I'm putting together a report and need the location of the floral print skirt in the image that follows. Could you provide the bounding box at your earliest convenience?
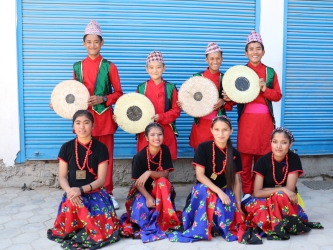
[47,187,120,249]
[240,191,323,244]
[120,177,181,243]
[168,183,244,243]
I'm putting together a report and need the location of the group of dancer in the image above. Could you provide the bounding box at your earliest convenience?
[47,20,323,249]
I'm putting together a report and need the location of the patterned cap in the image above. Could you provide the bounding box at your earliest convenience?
[272,127,295,142]
[246,31,263,45]
[205,42,222,55]
[146,51,164,65]
[84,20,102,37]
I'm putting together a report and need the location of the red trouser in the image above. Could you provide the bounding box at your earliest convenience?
[240,153,262,194]
[95,134,114,194]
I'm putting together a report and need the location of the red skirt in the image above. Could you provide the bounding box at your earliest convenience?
[47,188,120,249]
[240,192,323,244]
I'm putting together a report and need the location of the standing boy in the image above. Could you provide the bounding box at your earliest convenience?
[72,20,123,208]
[185,43,233,151]
[136,51,180,161]
[224,31,282,200]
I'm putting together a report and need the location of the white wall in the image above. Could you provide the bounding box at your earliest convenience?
[260,0,285,127]
[0,1,20,166]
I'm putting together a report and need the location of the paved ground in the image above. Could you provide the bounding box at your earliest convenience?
[0,178,332,250]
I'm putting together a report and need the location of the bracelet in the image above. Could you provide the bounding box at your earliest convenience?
[89,184,93,192]
[79,186,84,195]
[236,201,241,204]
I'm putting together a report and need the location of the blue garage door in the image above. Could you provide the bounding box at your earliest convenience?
[17,0,257,162]
[283,0,333,155]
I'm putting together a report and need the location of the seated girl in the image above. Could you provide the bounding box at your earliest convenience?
[47,110,120,249]
[240,127,323,244]
[169,115,244,243]
[120,122,180,242]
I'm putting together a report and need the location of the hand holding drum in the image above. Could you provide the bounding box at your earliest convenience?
[222,65,260,103]
[178,76,219,118]
[113,93,155,134]
[51,80,90,119]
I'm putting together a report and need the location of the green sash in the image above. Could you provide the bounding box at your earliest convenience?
[73,59,112,115]
[137,81,178,136]
[193,72,226,125]
[237,66,276,126]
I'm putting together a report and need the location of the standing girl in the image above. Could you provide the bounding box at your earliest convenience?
[136,51,180,160]
[169,116,244,243]
[120,123,181,242]
[240,127,323,244]
[47,110,120,249]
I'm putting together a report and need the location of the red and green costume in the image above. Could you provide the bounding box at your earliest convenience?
[234,62,282,194]
[136,79,180,160]
[73,54,123,193]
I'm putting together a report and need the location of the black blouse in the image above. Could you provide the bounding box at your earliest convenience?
[58,138,109,187]
[132,144,174,192]
[193,140,242,188]
[253,150,304,188]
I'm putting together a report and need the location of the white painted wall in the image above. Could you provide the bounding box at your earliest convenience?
[0,1,20,166]
[260,0,285,127]
[0,0,285,167]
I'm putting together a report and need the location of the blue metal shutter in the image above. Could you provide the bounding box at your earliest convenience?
[18,0,256,161]
[283,0,333,155]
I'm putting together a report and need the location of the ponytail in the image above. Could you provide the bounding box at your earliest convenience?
[225,138,235,190]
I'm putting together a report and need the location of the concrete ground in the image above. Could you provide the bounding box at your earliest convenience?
[0,179,332,250]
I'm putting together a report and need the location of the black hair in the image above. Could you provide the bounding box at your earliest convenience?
[211,116,235,190]
[271,127,295,143]
[205,51,223,58]
[245,41,265,52]
[72,110,94,125]
[144,122,164,137]
[83,34,103,42]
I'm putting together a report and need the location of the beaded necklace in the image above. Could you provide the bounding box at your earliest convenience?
[271,153,289,187]
[146,146,162,171]
[211,141,227,180]
[75,138,96,177]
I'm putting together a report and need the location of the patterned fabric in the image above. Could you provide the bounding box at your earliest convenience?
[205,42,222,54]
[120,177,181,242]
[240,191,323,244]
[246,31,263,45]
[47,187,120,249]
[84,20,102,36]
[272,127,295,142]
[168,184,244,243]
[146,51,164,65]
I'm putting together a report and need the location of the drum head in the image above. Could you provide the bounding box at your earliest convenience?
[114,93,155,134]
[179,76,219,117]
[222,65,260,103]
[51,80,90,119]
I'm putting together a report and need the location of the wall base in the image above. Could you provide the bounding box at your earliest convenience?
[1,156,332,188]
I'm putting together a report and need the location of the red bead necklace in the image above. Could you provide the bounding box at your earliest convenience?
[146,146,162,171]
[75,138,96,177]
[271,153,289,186]
[212,142,227,176]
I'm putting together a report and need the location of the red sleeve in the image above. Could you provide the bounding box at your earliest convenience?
[222,100,234,111]
[157,87,181,125]
[262,72,282,102]
[106,63,123,106]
